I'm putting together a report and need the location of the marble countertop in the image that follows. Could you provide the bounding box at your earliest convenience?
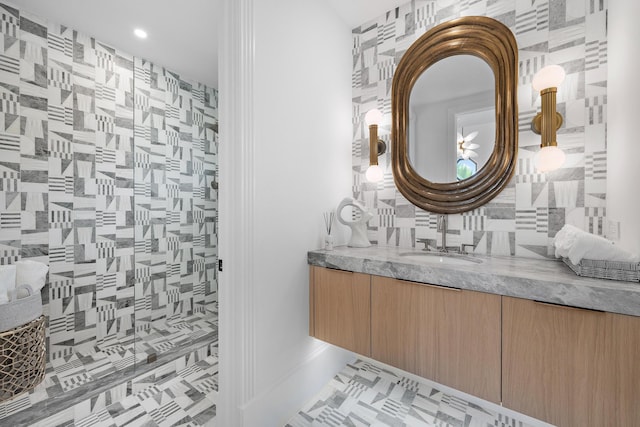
[308,245,640,317]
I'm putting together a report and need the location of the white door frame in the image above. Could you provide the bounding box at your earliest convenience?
[218,0,256,425]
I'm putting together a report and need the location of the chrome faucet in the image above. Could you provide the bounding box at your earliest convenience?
[437,214,448,252]
[416,214,449,252]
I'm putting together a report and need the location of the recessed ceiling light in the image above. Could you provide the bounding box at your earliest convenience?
[134,28,148,39]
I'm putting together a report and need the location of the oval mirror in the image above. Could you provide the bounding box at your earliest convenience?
[408,55,495,183]
[392,16,518,214]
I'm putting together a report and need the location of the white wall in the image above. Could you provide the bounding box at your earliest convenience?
[607,0,640,254]
[251,0,354,409]
[218,0,354,425]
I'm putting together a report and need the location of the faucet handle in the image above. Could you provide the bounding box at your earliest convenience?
[460,243,475,254]
[416,238,429,250]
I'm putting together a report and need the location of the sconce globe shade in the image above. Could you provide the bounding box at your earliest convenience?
[532,65,566,91]
[535,145,566,173]
[365,108,383,126]
[365,164,384,182]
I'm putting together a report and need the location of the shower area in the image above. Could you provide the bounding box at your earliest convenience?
[0,3,218,425]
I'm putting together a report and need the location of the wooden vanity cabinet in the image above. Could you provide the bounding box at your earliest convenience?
[370,276,501,403]
[309,266,371,355]
[310,265,640,426]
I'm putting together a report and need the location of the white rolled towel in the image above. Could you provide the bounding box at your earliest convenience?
[554,224,640,264]
[15,260,49,295]
[0,265,17,305]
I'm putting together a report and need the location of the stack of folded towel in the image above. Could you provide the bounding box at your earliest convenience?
[0,260,49,305]
[554,224,640,264]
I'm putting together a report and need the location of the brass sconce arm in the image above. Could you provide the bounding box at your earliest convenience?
[364,109,387,182]
[531,87,563,148]
[530,65,566,172]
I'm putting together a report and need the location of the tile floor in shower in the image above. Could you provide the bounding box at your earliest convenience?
[37,353,218,427]
[0,304,218,426]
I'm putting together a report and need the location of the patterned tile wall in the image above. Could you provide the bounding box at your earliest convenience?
[133,58,218,335]
[0,1,217,360]
[352,0,607,259]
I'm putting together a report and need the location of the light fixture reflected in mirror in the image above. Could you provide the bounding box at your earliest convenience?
[456,128,479,160]
[364,108,387,183]
[531,65,565,172]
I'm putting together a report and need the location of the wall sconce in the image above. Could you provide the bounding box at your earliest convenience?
[364,108,387,183]
[531,65,566,172]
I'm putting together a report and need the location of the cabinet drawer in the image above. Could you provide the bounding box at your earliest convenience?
[502,296,610,426]
[371,276,501,403]
[310,266,370,355]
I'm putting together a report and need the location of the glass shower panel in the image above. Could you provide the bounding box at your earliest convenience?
[132,58,218,367]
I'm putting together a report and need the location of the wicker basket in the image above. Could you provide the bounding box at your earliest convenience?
[0,315,46,402]
[562,258,640,282]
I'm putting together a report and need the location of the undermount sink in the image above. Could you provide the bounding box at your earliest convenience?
[399,251,483,266]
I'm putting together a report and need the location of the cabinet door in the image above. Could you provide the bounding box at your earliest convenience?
[309,266,370,355]
[502,296,610,427]
[608,312,640,427]
[371,276,501,403]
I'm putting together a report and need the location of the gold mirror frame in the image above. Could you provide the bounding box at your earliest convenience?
[392,16,518,214]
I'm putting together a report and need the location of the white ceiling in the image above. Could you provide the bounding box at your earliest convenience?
[8,0,221,87]
[8,0,402,89]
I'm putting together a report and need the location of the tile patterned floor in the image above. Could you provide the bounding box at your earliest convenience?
[287,359,549,427]
[50,355,218,427]
[0,304,218,423]
[0,343,218,427]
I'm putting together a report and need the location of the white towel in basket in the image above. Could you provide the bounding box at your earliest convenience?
[0,265,17,305]
[554,224,640,264]
[15,260,49,297]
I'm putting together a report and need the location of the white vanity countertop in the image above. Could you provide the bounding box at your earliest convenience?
[308,245,640,317]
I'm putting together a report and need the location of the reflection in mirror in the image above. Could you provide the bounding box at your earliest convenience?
[408,55,495,182]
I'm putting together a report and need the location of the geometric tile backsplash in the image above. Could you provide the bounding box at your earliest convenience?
[352,0,607,259]
[0,1,217,360]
